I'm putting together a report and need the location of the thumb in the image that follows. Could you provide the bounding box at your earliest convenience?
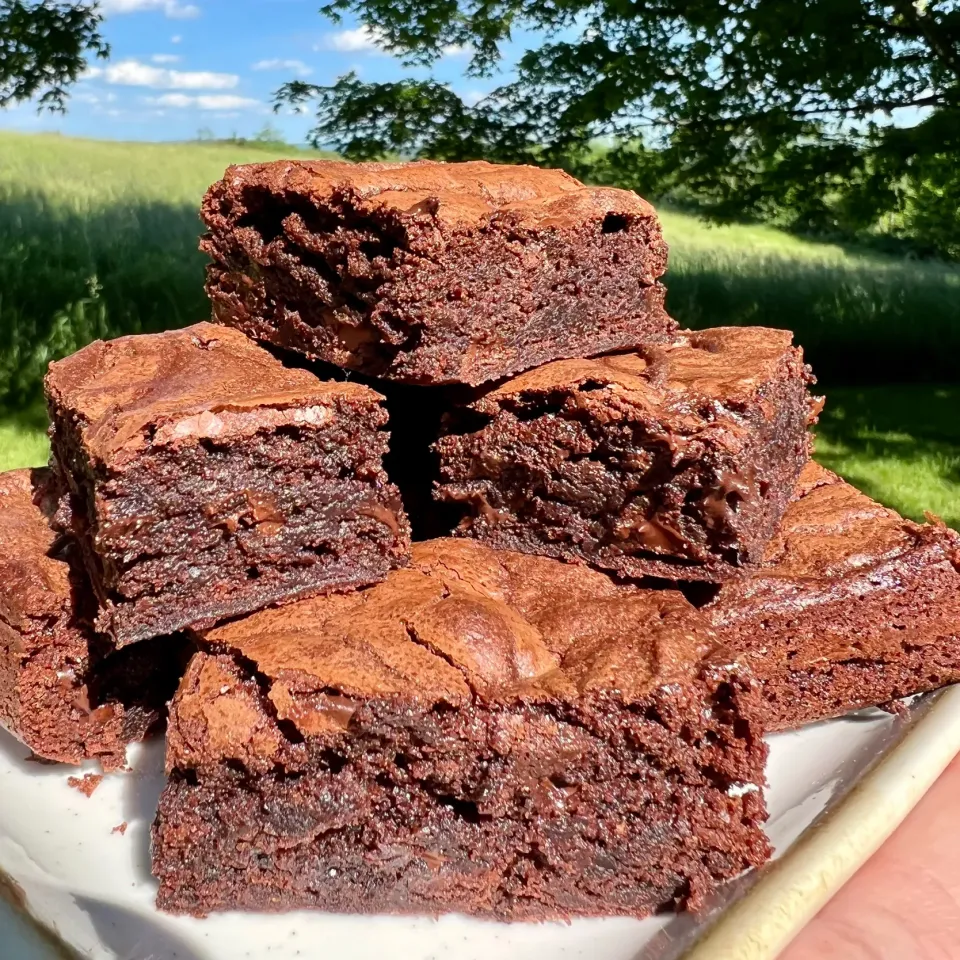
[782,754,960,959]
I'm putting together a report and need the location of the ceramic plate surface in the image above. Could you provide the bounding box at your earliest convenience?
[3,687,960,960]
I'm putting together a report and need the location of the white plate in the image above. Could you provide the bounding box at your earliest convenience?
[3,687,960,960]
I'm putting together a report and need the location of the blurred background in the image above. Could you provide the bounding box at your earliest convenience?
[1,0,958,526]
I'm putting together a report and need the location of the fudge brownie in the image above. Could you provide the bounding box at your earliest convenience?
[200,159,674,386]
[152,538,770,920]
[435,326,817,582]
[46,322,410,647]
[707,463,960,730]
[0,469,186,769]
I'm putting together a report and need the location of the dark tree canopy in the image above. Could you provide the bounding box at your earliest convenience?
[279,0,960,257]
[0,1,108,111]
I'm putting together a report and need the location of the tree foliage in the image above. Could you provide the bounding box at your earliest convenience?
[0,1,108,111]
[279,0,960,256]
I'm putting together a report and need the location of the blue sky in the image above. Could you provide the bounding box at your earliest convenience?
[0,3,927,144]
[0,0,505,142]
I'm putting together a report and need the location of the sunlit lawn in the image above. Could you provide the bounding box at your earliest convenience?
[1,130,958,408]
[0,407,47,474]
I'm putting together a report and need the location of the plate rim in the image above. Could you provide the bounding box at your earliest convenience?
[680,684,960,960]
[5,689,960,960]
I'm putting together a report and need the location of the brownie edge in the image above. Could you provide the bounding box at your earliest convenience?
[45,322,411,646]
[709,463,960,730]
[201,159,675,386]
[0,468,186,768]
[153,538,770,920]
[436,326,817,581]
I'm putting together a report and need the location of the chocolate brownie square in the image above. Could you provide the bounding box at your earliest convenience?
[46,322,410,646]
[0,469,186,769]
[708,463,960,730]
[152,538,770,920]
[201,159,673,386]
[435,327,817,582]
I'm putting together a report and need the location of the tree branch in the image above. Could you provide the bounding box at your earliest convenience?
[891,0,960,83]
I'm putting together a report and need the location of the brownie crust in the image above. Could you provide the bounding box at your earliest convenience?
[708,463,960,729]
[153,539,769,920]
[436,326,817,581]
[201,159,674,386]
[0,469,185,769]
[46,322,411,646]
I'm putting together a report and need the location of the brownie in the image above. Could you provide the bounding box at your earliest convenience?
[200,159,674,386]
[0,469,187,769]
[45,322,410,647]
[152,538,770,920]
[435,326,818,582]
[707,463,960,730]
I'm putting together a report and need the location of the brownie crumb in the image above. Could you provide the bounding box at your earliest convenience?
[112,822,128,836]
[878,699,911,718]
[67,773,103,797]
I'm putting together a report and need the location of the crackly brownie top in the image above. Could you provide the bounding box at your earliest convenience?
[208,158,659,232]
[713,462,960,610]
[0,469,71,631]
[198,538,725,735]
[45,322,384,464]
[475,327,811,418]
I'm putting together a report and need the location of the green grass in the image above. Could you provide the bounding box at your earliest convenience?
[0,406,48,474]
[0,130,959,409]
[0,131,957,527]
[2,386,957,529]
[0,132,333,406]
[816,385,960,528]
[660,210,960,383]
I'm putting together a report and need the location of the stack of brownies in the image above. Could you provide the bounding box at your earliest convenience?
[2,159,959,923]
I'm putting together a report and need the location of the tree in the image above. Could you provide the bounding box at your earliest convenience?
[278,0,960,252]
[1,1,108,111]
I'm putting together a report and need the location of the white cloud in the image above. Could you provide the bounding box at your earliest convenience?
[319,25,387,53]
[147,92,190,107]
[318,27,471,58]
[149,93,261,110]
[171,34,182,43]
[86,59,238,90]
[252,58,313,77]
[98,0,200,19]
[151,53,181,64]
[461,89,486,106]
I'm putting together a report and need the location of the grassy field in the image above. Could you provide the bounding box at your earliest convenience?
[0,131,957,527]
[1,130,959,409]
